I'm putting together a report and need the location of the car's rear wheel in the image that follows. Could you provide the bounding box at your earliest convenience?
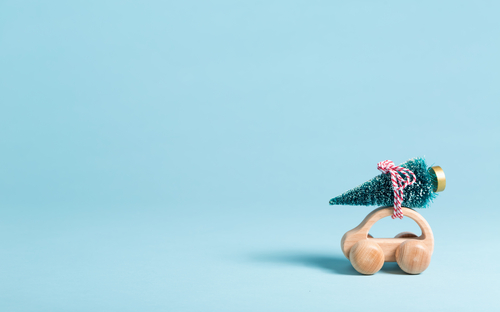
[394,231,418,238]
[395,240,431,274]
[349,240,384,274]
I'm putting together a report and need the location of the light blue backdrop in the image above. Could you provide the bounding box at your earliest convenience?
[1,1,499,311]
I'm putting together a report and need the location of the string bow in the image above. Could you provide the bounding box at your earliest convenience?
[377,160,416,219]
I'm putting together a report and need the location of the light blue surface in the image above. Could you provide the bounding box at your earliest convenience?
[1,1,499,311]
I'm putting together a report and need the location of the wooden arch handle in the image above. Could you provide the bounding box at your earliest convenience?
[356,207,433,240]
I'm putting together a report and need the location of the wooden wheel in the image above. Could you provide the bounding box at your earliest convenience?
[349,240,384,274]
[396,240,431,274]
[394,231,418,238]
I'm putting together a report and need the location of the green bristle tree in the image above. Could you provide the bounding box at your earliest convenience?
[329,157,437,208]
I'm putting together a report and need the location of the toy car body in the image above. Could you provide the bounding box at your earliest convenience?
[341,206,434,274]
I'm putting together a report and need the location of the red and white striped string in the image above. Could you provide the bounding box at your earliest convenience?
[377,160,416,219]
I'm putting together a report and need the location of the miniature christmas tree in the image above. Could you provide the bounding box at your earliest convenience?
[329,157,441,209]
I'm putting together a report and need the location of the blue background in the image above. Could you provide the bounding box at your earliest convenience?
[1,1,499,311]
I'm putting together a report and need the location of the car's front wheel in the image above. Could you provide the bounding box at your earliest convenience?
[349,240,384,274]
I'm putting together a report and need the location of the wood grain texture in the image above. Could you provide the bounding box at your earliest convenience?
[349,240,384,274]
[394,231,418,238]
[395,240,431,274]
[341,207,434,274]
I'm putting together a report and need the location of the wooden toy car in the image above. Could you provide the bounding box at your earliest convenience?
[341,206,434,274]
